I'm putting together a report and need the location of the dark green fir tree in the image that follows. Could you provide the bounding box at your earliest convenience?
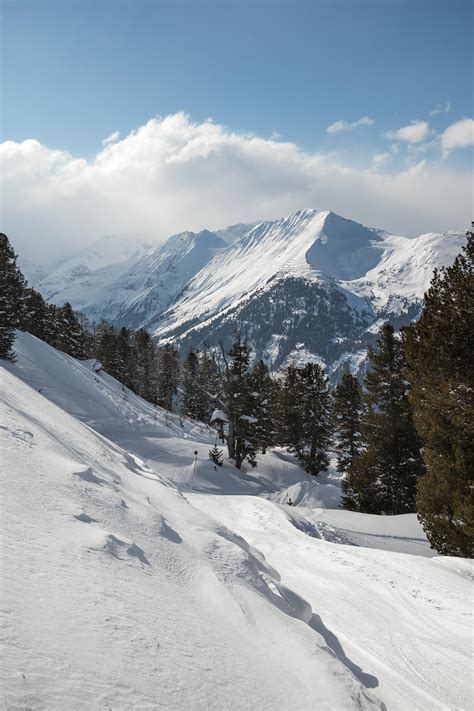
[347,324,425,514]
[0,234,27,359]
[181,350,202,419]
[403,227,474,557]
[333,368,364,509]
[209,444,224,467]
[224,333,258,469]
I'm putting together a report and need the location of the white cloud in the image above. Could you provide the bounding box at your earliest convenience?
[102,130,120,147]
[429,101,451,117]
[385,121,431,144]
[1,112,470,263]
[326,116,374,134]
[441,118,474,157]
[372,152,391,168]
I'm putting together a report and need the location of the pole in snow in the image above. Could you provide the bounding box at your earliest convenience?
[193,450,198,475]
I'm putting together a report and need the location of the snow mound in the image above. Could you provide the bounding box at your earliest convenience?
[270,478,341,509]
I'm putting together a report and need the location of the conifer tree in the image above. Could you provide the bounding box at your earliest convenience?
[277,364,303,452]
[249,359,278,454]
[403,229,474,557]
[199,350,222,421]
[224,333,258,469]
[0,234,26,359]
[333,368,364,508]
[21,287,48,341]
[347,324,425,514]
[157,344,180,411]
[297,363,332,476]
[116,326,133,388]
[181,350,201,419]
[209,444,224,467]
[53,302,86,358]
[95,322,122,378]
[132,328,157,400]
[277,362,332,476]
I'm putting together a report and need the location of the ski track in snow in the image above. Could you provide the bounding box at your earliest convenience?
[1,332,472,711]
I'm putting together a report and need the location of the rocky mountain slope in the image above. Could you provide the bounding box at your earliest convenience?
[25,210,464,375]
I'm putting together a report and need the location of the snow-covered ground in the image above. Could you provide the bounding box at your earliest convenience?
[1,332,472,710]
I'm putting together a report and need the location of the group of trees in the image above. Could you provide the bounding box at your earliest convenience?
[1,234,87,360]
[332,229,473,557]
[2,229,472,557]
[335,324,425,516]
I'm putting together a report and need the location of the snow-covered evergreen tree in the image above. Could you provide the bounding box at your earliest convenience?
[52,302,86,358]
[209,444,224,467]
[21,287,48,341]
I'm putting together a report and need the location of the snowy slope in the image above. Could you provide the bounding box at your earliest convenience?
[1,336,380,710]
[2,332,472,710]
[153,210,357,335]
[152,210,463,340]
[29,234,157,307]
[346,230,464,311]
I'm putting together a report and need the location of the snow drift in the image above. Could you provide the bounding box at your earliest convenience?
[1,332,472,710]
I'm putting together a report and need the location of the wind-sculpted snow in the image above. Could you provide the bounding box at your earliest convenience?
[1,337,383,710]
[1,333,472,710]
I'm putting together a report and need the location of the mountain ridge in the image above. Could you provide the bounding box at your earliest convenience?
[22,209,464,375]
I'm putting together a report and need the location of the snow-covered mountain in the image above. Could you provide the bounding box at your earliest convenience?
[1,332,471,709]
[27,210,464,374]
[27,234,158,310]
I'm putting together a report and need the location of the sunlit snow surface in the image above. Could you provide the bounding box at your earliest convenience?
[1,332,472,710]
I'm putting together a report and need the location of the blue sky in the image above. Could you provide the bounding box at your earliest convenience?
[2,0,473,261]
[4,0,472,155]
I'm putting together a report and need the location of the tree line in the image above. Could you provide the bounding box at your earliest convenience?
[1,230,472,557]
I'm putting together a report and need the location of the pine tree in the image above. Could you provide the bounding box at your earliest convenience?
[199,350,223,422]
[209,444,224,467]
[277,363,332,476]
[157,344,180,411]
[20,287,48,341]
[277,364,303,452]
[224,333,258,469]
[57,303,86,358]
[132,328,157,400]
[181,350,201,419]
[347,324,425,514]
[403,229,474,557]
[333,368,364,508]
[249,359,279,454]
[297,363,332,476]
[95,322,122,378]
[0,234,26,359]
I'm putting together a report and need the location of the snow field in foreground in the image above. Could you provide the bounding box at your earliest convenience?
[1,332,472,710]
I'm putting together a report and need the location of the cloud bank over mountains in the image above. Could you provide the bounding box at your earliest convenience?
[1,112,471,262]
